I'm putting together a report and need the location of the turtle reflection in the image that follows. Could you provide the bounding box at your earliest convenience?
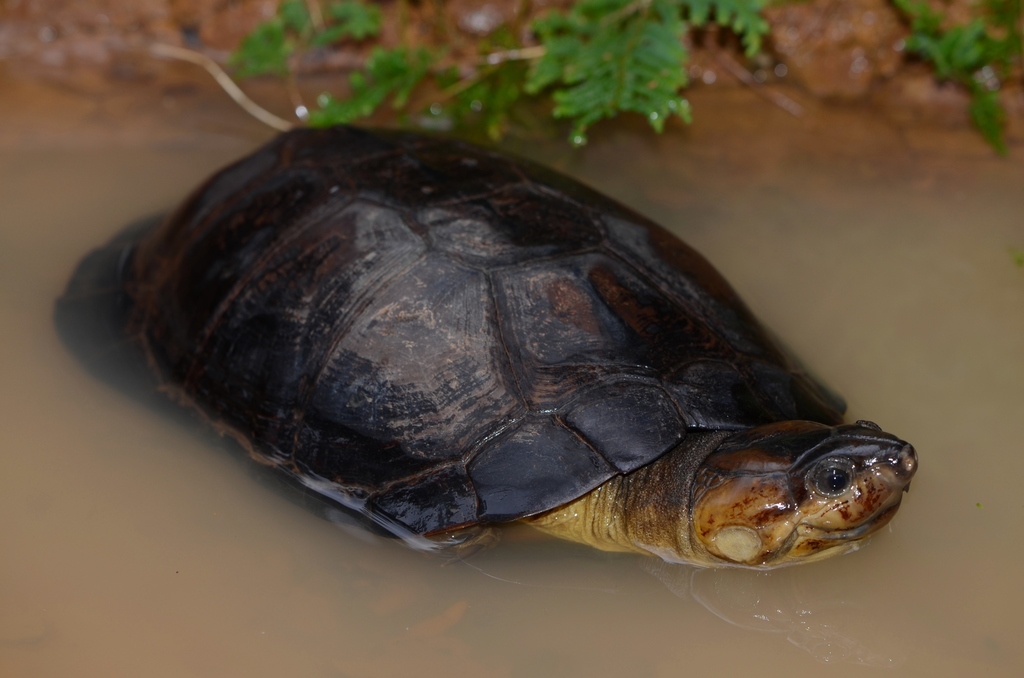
[642,558,907,666]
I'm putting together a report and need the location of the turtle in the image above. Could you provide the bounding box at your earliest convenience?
[56,126,917,569]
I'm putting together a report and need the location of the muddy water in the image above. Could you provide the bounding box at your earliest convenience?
[2,80,1023,677]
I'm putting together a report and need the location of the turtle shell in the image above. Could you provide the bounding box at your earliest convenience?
[100,126,844,536]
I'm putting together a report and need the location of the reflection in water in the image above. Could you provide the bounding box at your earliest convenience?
[642,558,905,667]
[455,554,622,595]
[4,91,1024,675]
[0,604,49,648]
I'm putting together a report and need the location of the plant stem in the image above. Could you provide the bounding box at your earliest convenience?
[436,66,501,102]
[286,73,310,121]
[482,45,547,65]
[149,43,294,131]
[602,0,653,27]
[304,0,325,33]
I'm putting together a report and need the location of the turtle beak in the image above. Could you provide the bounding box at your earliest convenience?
[897,444,917,493]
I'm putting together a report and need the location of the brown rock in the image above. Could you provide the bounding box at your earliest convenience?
[871,63,972,126]
[765,0,907,100]
[192,0,276,51]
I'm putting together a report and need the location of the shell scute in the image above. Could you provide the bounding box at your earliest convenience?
[293,419,434,492]
[419,203,529,268]
[135,169,328,386]
[664,360,775,429]
[369,465,479,535]
[483,184,603,252]
[159,137,286,246]
[490,252,731,410]
[418,184,603,268]
[564,383,685,473]
[403,141,527,203]
[602,214,779,359]
[337,136,531,209]
[280,124,406,171]
[467,416,614,521]
[307,252,522,462]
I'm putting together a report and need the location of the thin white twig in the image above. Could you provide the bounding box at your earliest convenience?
[481,44,547,65]
[149,43,295,132]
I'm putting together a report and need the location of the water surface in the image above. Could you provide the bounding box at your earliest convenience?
[2,79,1023,677]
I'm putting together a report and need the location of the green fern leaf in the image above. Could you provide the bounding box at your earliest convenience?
[683,0,769,55]
[528,0,693,144]
[308,47,433,126]
[313,1,383,45]
[230,20,292,78]
[279,0,311,33]
[969,87,1008,154]
[895,0,1015,152]
[448,63,527,140]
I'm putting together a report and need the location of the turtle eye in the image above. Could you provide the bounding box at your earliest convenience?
[810,458,854,497]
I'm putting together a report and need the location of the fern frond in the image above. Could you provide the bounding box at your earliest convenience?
[528,0,692,144]
[683,0,769,55]
[314,1,383,45]
[309,47,433,125]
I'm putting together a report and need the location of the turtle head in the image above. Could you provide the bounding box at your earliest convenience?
[689,421,917,568]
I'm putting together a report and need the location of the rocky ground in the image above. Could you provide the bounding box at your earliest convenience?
[1,0,1021,147]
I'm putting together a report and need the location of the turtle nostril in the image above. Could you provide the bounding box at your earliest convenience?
[899,444,917,475]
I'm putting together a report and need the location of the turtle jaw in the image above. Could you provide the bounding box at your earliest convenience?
[691,493,905,569]
[806,497,903,541]
[770,496,904,566]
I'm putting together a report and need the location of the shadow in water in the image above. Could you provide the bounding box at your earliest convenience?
[52,214,394,540]
[642,558,907,667]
